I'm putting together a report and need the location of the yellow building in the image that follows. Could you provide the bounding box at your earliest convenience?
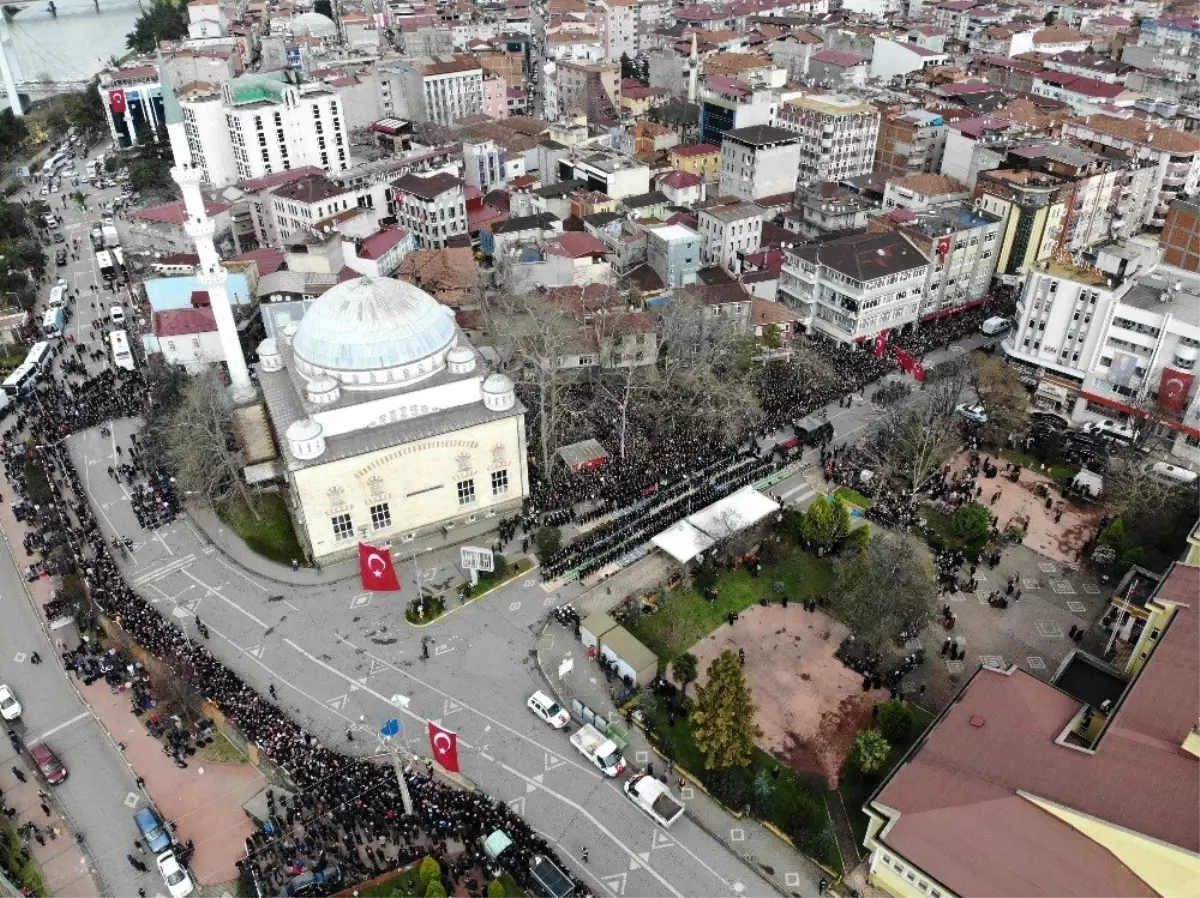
[667,143,723,183]
[257,276,529,563]
[862,561,1200,898]
[973,169,1068,276]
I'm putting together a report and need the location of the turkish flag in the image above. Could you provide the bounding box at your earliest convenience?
[874,329,890,359]
[358,542,401,591]
[912,360,926,382]
[108,89,126,114]
[1158,368,1195,415]
[895,348,914,373]
[427,721,460,772]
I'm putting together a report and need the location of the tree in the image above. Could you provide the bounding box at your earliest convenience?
[671,652,698,696]
[139,363,190,472]
[800,499,851,553]
[844,523,870,555]
[425,881,447,898]
[849,729,891,775]
[126,0,189,53]
[830,530,936,651]
[313,0,333,18]
[1102,451,1186,520]
[972,352,1027,442]
[534,525,561,561]
[0,108,28,157]
[130,158,177,202]
[762,323,782,350]
[162,369,261,520]
[63,83,109,135]
[876,700,919,744]
[690,651,763,769]
[951,502,992,547]
[418,857,441,895]
[859,364,970,494]
[487,881,507,898]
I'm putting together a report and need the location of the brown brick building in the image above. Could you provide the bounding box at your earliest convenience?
[1161,199,1200,273]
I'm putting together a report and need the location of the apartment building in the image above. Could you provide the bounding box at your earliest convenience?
[178,85,239,187]
[882,173,969,211]
[974,169,1070,276]
[667,143,722,182]
[777,230,929,342]
[1062,114,1200,228]
[645,223,702,288]
[697,76,781,146]
[598,0,637,60]
[789,182,873,239]
[547,60,621,121]
[391,173,468,249]
[221,73,350,181]
[557,149,649,200]
[269,175,363,241]
[868,203,1003,320]
[378,55,483,125]
[717,125,802,201]
[874,109,947,178]
[697,202,764,271]
[777,94,879,185]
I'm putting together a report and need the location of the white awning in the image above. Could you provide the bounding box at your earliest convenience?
[652,486,780,564]
[651,520,715,565]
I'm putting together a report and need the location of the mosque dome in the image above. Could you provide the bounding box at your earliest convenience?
[292,276,458,391]
[482,373,516,412]
[288,11,337,38]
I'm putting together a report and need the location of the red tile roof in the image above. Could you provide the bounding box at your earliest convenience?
[659,170,703,189]
[545,231,609,258]
[358,228,410,260]
[237,166,324,192]
[154,307,217,337]
[811,48,867,67]
[231,248,285,276]
[671,143,721,158]
[133,200,229,225]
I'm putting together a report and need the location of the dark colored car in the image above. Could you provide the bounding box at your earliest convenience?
[134,806,173,853]
[29,742,67,785]
[53,231,65,244]
[283,863,341,897]
[55,249,67,266]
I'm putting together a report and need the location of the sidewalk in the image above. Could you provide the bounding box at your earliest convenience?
[534,563,826,898]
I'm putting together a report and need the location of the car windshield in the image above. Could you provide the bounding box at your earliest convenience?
[167,868,186,885]
[545,701,562,717]
[0,695,14,708]
[600,749,622,769]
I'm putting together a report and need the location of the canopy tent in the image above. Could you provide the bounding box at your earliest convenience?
[651,485,779,565]
[556,438,610,472]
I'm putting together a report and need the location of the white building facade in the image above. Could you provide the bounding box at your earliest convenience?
[777,94,880,184]
[717,125,802,201]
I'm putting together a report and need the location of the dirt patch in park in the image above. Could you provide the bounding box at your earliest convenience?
[686,604,886,789]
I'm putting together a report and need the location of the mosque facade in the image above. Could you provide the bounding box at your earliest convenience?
[257,275,529,563]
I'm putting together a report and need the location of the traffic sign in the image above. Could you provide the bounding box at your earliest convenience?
[380,718,401,739]
[461,546,494,573]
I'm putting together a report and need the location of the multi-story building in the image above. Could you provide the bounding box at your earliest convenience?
[557,149,649,200]
[98,62,167,149]
[697,202,764,271]
[378,55,483,125]
[391,173,468,249]
[667,143,722,182]
[874,109,947,179]
[717,125,802,202]
[269,175,364,241]
[777,94,879,185]
[546,60,621,121]
[463,139,506,192]
[777,230,929,342]
[882,173,969,211]
[974,169,1071,276]
[1161,199,1200,273]
[862,562,1200,898]
[178,84,239,188]
[598,0,637,60]
[788,182,873,239]
[697,76,781,146]
[645,224,702,288]
[1062,114,1200,228]
[868,203,1004,320]
[221,73,350,181]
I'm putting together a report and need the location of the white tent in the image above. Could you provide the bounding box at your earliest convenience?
[651,486,780,565]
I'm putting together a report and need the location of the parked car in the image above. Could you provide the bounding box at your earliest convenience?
[155,850,195,898]
[0,684,21,721]
[527,691,570,729]
[29,743,67,784]
[283,863,341,897]
[53,231,65,244]
[133,806,173,853]
[55,249,67,266]
[955,403,988,424]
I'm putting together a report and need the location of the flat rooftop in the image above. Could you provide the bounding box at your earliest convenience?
[1121,270,1200,327]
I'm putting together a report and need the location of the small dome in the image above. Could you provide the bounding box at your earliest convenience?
[258,338,282,372]
[447,345,476,374]
[287,11,337,37]
[286,417,325,461]
[482,373,515,412]
[483,373,514,394]
[306,375,340,405]
[281,320,298,344]
[292,276,457,388]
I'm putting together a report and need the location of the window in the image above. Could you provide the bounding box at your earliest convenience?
[457,479,476,506]
[491,469,509,497]
[331,513,354,541]
[369,502,392,531]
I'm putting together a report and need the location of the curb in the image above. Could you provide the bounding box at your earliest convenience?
[403,559,538,629]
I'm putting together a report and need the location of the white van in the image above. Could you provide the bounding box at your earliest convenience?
[980,317,1011,336]
[109,305,126,326]
[1145,461,1198,486]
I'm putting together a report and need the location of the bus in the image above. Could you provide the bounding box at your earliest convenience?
[113,246,125,270]
[48,285,66,310]
[2,363,36,396]
[24,341,52,373]
[41,307,65,339]
[97,250,116,281]
[109,329,135,371]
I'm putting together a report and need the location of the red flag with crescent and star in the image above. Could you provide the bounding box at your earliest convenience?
[427,721,460,772]
[108,89,126,114]
[1158,368,1194,415]
[358,542,401,591]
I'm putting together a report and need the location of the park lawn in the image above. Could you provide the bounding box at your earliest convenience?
[918,505,989,557]
[837,704,935,847]
[357,864,421,897]
[196,729,248,765]
[645,704,842,873]
[216,493,304,566]
[2,822,45,896]
[1001,449,1079,489]
[627,546,835,667]
[834,486,873,509]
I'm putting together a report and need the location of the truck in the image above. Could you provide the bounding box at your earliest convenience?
[90,225,105,250]
[623,773,685,828]
[103,224,120,248]
[569,724,626,777]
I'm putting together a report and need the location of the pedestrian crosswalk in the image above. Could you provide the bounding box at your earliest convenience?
[773,482,817,507]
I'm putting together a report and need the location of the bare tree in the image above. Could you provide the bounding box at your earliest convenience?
[860,366,971,494]
[972,351,1028,443]
[1101,451,1187,519]
[830,530,937,652]
[483,290,588,477]
[164,370,260,519]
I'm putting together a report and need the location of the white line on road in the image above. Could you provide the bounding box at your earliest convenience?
[180,570,269,629]
[214,556,271,593]
[498,761,684,898]
[31,711,90,744]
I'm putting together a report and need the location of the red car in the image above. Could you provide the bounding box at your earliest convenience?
[29,743,67,785]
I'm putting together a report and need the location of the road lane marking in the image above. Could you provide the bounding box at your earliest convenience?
[31,711,90,743]
[180,570,269,628]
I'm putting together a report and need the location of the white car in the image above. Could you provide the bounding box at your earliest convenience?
[0,684,21,721]
[109,305,125,326]
[527,691,570,729]
[956,403,988,425]
[155,850,195,898]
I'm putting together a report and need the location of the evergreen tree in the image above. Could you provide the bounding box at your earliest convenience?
[691,651,762,769]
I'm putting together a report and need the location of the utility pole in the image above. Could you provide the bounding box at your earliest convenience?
[379,719,413,815]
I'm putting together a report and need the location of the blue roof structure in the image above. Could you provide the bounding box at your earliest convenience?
[144,274,253,311]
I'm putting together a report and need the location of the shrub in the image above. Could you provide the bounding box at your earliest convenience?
[425,881,447,898]
[850,728,892,775]
[534,525,562,560]
[876,700,919,745]
[418,857,441,894]
[487,880,507,898]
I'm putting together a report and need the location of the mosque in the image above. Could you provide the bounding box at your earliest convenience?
[255,276,530,564]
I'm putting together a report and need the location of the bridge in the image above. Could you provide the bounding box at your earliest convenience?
[1,0,103,114]
[0,79,92,95]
